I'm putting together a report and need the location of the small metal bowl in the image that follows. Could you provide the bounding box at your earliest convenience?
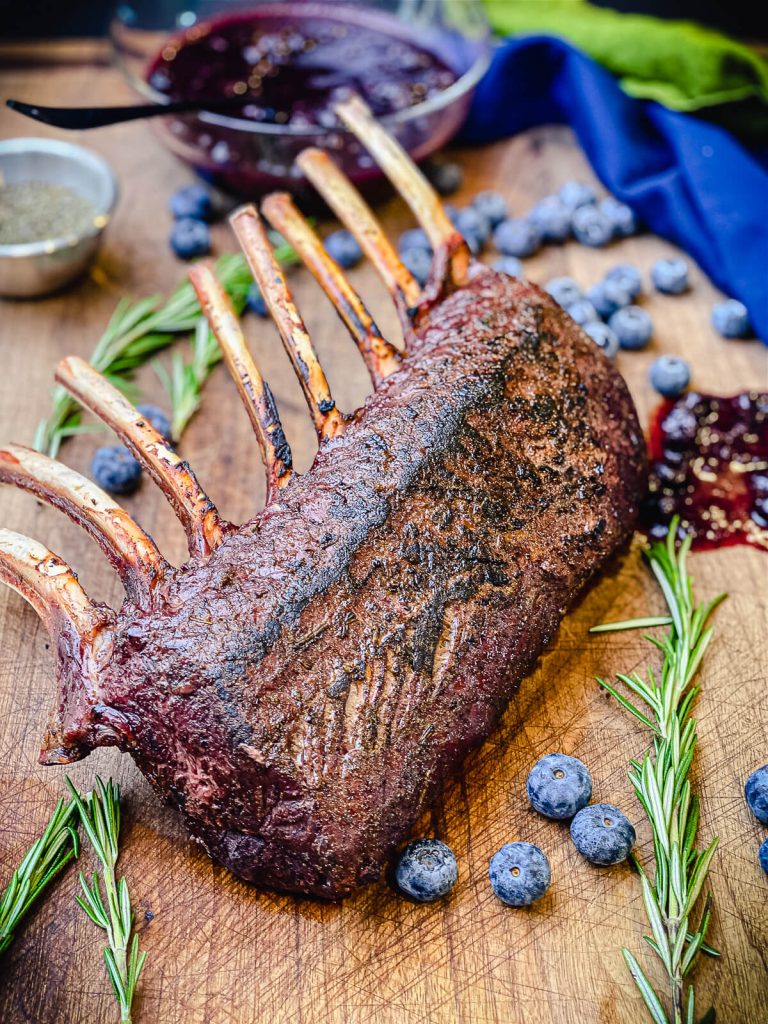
[0,138,118,298]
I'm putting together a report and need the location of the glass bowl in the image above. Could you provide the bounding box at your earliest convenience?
[110,0,490,196]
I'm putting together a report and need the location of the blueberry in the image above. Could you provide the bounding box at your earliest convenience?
[170,218,211,260]
[572,205,613,248]
[398,227,432,255]
[493,217,541,258]
[401,247,432,286]
[609,305,653,349]
[491,255,523,278]
[566,299,600,327]
[760,837,768,876]
[394,839,458,902]
[91,445,142,496]
[745,765,768,825]
[545,276,583,308]
[526,753,592,820]
[528,195,571,243]
[651,257,689,295]
[600,197,638,237]
[605,264,643,300]
[454,206,491,248]
[247,283,268,317]
[489,842,551,907]
[324,229,362,269]
[649,355,691,398]
[559,181,597,211]
[712,299,750,338]
[472,190,508,228]
[584,321,620,359]
[169,184,213,222]
[136,403,172,442]
[570,804,635,865]
[426,161,463,196]
[587,280,632,319]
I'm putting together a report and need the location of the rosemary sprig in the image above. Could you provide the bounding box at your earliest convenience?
[0,797,79,954]
[591,518,725,1024]
[66,777,145,1024]
[34,242,297,457]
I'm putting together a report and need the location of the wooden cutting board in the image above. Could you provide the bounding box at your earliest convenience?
[0,43,766,1024]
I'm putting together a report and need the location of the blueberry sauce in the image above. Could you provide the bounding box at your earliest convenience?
[641,391,768,551]
[146,5,457,129]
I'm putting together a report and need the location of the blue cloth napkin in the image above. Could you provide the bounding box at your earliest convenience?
[461,37,768,343]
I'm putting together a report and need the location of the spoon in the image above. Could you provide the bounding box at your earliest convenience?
[6,96,251,131]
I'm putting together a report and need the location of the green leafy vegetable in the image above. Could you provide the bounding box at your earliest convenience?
[591,518,725,1023]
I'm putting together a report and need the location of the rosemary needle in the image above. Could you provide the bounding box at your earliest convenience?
[593,518,725,1024]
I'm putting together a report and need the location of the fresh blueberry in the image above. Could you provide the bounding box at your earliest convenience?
[572,205,614,247]
[651,257,689,295]
[398,227,432,255]
[394,839,458,901]
[169,183,213,222]
[136,404,172,442]
[584,321,620,359]
[170,218,211,260]
[454,206,491,248]
[609,305,653,349]
[526,753,592,820]
[570,804,635,865]
[528,195,571,243]
[559,181,596,211]
[600,197,638,238]
[472,190,508,228]
[566,299,600,327]
[587,280,632,319]
[491,255,523,278]
[489,842,551,907]
[545,276,583,308]
[712,299,750,338]
[426,161,463,196]
[91,445,142,496]
[745,765,768,825]
[649,356,691,398]
[401,247,432,286]
[760,837,768,876]
[605,263,643,300]
[493,217,541,258]
[324,229,363,269]
[247,284,268,317]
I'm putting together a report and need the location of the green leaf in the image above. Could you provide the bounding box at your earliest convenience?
[622,949,670,1024]
[590,615,674,633]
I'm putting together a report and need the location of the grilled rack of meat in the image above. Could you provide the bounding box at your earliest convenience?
[0,98,646,898]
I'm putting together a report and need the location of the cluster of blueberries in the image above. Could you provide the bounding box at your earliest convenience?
[745,764,768,874]
[394,753,635,906]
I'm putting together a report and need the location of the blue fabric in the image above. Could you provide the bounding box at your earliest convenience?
[461,37,768,343]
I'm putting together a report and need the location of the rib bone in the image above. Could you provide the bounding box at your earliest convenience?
[334,95,470,288]
[56,357,226,558]
[261,192,402,386]
[0,444,168,608]
[189,263,294,502]
[297,147,422,312]
[231,205,346,442]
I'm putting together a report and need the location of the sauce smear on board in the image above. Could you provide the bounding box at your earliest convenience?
[641,391,768,551]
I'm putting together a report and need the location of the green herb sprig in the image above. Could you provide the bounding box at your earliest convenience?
[0,797,79,954]
[591,519,725,1024]
[66,777,145,1024]
[34,242,297,457]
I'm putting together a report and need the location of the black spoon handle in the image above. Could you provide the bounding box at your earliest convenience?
[5,96,248,130]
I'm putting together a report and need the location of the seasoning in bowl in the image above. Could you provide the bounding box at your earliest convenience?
[0,180,101,245]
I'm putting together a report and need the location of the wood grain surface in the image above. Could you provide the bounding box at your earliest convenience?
[0,44,766,1024]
